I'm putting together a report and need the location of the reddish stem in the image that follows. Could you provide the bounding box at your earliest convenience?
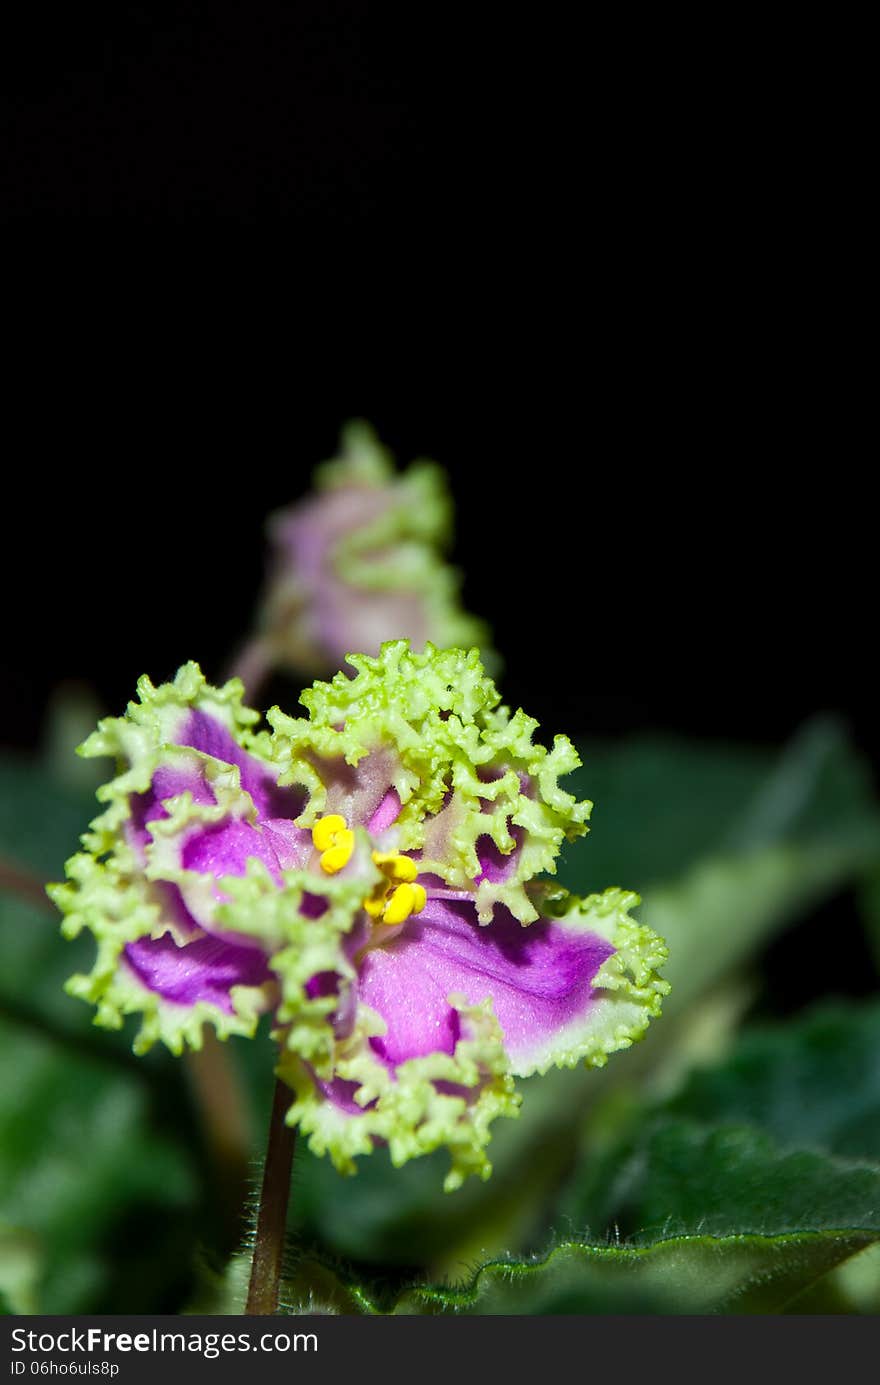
[245,1076,297,1315]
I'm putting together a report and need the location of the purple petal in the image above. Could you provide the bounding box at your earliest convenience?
[127,766,215,858]
[182,819,284,879]
[475,826,525,883]
[180,817,311,881]
[126,710,304,861]
[180,709,304,820]
[124,931,273,1012]
[357,899,614,1072]
[310,1072,370,1115]
[172,816,313,939]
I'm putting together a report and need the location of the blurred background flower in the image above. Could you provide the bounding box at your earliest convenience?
[234,421,493,697]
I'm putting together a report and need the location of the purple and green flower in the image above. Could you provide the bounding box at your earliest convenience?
[243,421,492,686]
[50,643,668,1191]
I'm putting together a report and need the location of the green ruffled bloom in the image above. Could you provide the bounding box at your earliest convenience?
[50,644,669,1190]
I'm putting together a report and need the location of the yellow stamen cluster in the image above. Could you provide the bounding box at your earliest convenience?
[365,851,427,925]
[311,815,427,924]
[312,814,355,874]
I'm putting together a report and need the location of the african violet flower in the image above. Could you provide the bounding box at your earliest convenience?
[239,421,492,688]
[50,643,669,1190]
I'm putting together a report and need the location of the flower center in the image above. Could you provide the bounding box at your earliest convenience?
[311,813,427,925]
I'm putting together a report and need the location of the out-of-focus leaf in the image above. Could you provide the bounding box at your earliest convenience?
[0,755,98,880]
[560,718,880,899]
[186,1251,252,1315]
[290,723,880,1268]
[558,738,771,893]
[0,1227,41,1315]
[0,1014,197,1313]
[828,1242,880,1313]
[190,1242,382,1316]
[0,754,107,1035]
[660,1001,880,1160]
[0,754,201,1313]
[562,719,880,1014]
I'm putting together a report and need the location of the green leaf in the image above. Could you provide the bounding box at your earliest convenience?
[560,1000,880,1234]
[389,1230,880,1315]
[395,1001,880,1314]
[572,1121,880,1244]
[496,999,880,1314]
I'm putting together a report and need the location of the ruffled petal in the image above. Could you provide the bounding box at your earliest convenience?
[52,852,274,1055]
[355,888,667,1077]
[416,722,592,922]
[277,996,520,1192]
[267,642,591,922]
[124,931,274,1011]
[177,707,301,820]
[50,663,316,1052]
[76,661,304,865]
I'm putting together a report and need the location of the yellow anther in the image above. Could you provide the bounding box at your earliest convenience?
[362,847,424,923]
[382,882,427,926]
[382,884,415,925]
[319,829,355,874]
[312,814,348,852]
[371,850,418,883]
[410,883,427,913]
[363,892,387,919]
[311,814,355,874]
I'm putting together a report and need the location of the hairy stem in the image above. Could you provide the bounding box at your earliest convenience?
[245,1076,297,1315]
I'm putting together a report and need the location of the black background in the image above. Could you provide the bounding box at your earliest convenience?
[1,4,871,777]
[2,354,872,775]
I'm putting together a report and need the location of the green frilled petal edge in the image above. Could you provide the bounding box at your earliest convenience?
[266,640,593,922]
